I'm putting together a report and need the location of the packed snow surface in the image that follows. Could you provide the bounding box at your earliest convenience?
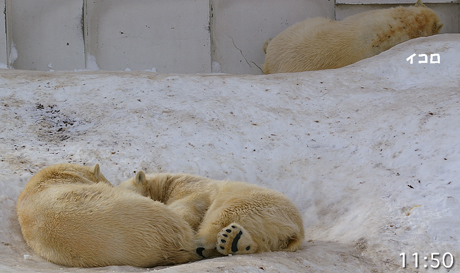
[0,34,459,273]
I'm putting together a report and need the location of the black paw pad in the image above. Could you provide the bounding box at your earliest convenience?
[231,230,243,253]
[226,229,231,233]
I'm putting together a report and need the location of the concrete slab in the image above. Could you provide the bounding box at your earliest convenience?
[6,0,85,71]
[85,0,211,73]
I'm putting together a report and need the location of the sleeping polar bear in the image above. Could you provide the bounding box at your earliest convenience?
[120,171,305,258]
[263,0,443,73]
[16,163,199,267]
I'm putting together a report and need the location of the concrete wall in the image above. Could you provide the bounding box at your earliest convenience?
[0,0,332,74]
[1,0,458,74]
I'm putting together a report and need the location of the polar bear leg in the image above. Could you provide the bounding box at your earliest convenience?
[167,195,210,231]
[216,223,256,255]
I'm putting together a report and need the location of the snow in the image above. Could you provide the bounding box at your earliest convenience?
[0,34,459,273]
[212,61,222,73]
[8,43,18,67]
[85,54,100,71]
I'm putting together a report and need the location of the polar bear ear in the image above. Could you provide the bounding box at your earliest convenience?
[91,164,101,177]
[263,38,272,54]
[434,22,444,33]
[134,171,147,186]
[415,0,425,7]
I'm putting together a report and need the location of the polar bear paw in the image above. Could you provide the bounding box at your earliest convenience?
[216,223,257,255]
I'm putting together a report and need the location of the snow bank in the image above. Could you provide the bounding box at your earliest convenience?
[0,34,459,273]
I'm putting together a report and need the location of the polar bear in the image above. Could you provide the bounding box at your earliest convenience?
[119,171,304,258]
[263,0,443,73]
[16,163,199,267]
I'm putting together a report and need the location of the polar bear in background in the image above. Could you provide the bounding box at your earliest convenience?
[16,163,198,267]
[263,0,443,73]
[119,171,305,258]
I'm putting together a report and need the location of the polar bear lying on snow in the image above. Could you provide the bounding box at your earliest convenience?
[120,171,305,258]
[16,163,199,267]
[263,0,443,73]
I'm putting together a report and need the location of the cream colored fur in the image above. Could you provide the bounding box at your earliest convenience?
[263,0,443,73]
[119,172,304,258]
[16,163,198,267]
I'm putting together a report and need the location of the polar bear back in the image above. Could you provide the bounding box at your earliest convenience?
[16,164,197,267]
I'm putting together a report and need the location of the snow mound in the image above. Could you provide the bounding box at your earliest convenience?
[0,34,459,272]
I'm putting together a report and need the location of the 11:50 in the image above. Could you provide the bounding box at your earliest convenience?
[400,252,454,269]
